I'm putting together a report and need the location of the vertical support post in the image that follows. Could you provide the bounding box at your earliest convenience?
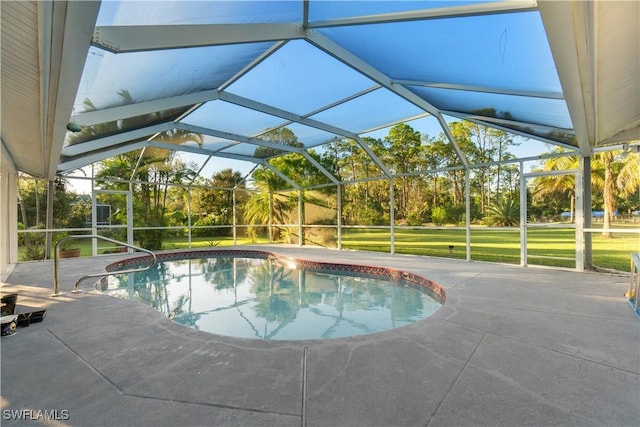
[90,166,95,256]
[45,180,54,259]
[127,186,134,250]
[337,184,342,250]
[575,163,585,272]
[389,178,395,255]
[232,188,237,245]
[187,186,192,248]
[91,190,97,256]
[298,189,303,246]
[268,191,273,243]
[581,156,592,269]
[465,168,471,261]
[0,148,20,275]
[519,161,527,267]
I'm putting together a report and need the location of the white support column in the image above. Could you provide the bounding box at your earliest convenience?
[45,180,54,259]
[298,189,303,246]
[268,191,273,243]
[232,189,237,245]
[519,161,527,266]
[91,190,98,256]
[337,184,342,250]
[187,187,193,248]
[0,143,19,279]
[465,169,471,261]
[581,156,592,269]
[575,164,585,272]
[389,178,395,255]
[127,186,134,249]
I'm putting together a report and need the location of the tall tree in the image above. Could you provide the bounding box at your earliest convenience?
[599,151,616,237]
[595,150,638,237]
[384,124,422,218]
[449,121,514,213]
[95,130,202,249]
[199,168,245,225]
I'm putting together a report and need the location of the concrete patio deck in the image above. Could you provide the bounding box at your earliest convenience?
[1,245,638,427]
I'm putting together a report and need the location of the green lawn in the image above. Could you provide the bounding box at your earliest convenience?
[20,224,638,272]
[340,224,639,272]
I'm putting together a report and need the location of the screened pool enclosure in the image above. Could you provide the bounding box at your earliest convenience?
[1,1,639,278]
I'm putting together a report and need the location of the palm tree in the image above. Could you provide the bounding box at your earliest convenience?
[531,153,578,221]
[96,136,202,249]
[484,196,519,226]
[598,151,616,237]
[616,152,639,212]
[593,150,638,237]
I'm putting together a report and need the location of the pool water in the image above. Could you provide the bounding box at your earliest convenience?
[103,256,442,340]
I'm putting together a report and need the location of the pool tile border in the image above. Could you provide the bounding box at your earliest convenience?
[104,249,446,303]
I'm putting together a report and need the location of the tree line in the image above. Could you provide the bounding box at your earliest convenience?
[18,121,639,252]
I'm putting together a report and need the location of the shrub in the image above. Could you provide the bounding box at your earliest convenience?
[191,215,230,237]
[407,203,429,226]
[484,197,520,226]
[431,207,447,226]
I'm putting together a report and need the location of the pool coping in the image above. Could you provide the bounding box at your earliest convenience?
[104,248,446,304]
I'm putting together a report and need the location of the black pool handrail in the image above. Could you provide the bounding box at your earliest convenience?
[52,234,156,297]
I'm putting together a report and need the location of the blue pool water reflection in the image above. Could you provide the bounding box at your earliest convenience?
[103,256,442,340]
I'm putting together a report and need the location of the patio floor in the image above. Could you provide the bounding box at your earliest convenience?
[1,245,638,427]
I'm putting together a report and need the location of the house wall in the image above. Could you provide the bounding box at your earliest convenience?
[0,142,18,280]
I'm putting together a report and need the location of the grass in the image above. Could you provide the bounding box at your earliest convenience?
[340,224,639,272]
[19,224,638,272]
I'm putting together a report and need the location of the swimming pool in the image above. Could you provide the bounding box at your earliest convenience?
[101,250,445,340]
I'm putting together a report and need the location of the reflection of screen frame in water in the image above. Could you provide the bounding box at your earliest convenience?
[101,250,445,341]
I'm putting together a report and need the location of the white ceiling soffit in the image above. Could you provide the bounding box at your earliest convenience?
[593,1,640,147]
[1,1,44,178]
[538,0,640,154]
[0,1,100,179]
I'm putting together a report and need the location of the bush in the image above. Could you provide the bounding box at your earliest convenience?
[191,215,231,237]
[431,207,447,226]
[21,231,45,261]
[447,205,466,225]
[407,203,429,226]
[484,197,520,226]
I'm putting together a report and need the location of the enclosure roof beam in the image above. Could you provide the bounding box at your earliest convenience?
[147,141,259,164]
[352,136,392,178]
[259,161,301,190]
[434,113,470,169]
[92,23,305,53]
[71,90,219,127]
[218,92,360,140]
[218,41,288,92]
[357,113,432,136]
[300,151,339,185]
[58,141,148,173]
[61,122,174,157]
[443,110,579,152]
[392,80,564,100]
[129,147,147,184]
[175,123,305,154]
[307,0,537,28]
